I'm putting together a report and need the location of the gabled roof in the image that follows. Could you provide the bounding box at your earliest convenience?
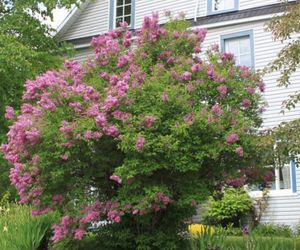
[55,0,91,40]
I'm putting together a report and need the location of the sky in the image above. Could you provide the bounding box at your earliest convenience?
[49,8,70,29]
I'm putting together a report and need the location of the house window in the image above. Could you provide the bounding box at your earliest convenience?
[109,0,135,30]
[208,0,238,15]
[250,161,297,194]
[221,30,254,68]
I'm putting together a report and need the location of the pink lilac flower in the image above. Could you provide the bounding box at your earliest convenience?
[187,83,193,92]
[235,146,244,157]
[211,44,219,52]
[194,47,201,53]
[53,194,64,205]
[132,209,139,215]
[25,128,40,145]
[207,65,215,79]
[60,154,69,161]
[183,113,194,125]
[217,85,228,96]
[173,31,180,39]
[257,80,265,92]
[5,106,14,120]
[110,175,122,184]
[181,72,192,81]
[246,87,255,94]
[226,133,239,144]
[141,116,156,128]
[221,53,234,62]
[212,104,223,116]
[136,136,145,151]
[241,99,251,108]
[103,125,119,137]
[161,92,169,102]
[84,130,93,139]
[226,176,247,188]
[74,229,86,240]
[191,64,201,73]
[95,113,107,127]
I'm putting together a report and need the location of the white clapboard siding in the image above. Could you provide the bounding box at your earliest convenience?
[59,0,289,42]
[200,20,300,129]
[71,47,94,62]
[135,0,204,28]
[60,0,109,41]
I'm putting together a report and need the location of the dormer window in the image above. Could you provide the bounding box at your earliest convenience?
[208,0,238,15]
[109,0,135,30]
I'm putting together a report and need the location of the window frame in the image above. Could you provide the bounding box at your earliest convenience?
[249,160,297,198]
[207,0,239,15]
[220,30,255,69]
[109,0,136,30]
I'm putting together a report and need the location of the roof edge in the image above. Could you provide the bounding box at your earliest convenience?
[55,0,91,40]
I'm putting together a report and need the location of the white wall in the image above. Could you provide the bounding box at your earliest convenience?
[60,0,285,41]
[60,0,109,41]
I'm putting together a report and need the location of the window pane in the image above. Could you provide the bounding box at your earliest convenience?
[116,7,123,17]
[214,0,235,11]
[125,5,131,15]
[125,0,131,4]
[124,15,131,25]
[225,39,239,55]
[224,35,252,67]
[239,38,251,53]
[280,165,291,189]
[240,54,251,67]
[225,0,235,9]
[116,17,123,27]
[117,0,123,6]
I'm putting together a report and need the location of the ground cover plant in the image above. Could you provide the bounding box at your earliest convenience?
[1,13,265,249]
[0,203,59,250]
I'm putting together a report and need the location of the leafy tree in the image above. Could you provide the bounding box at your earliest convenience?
[2,15,265,249]
[0,0,83,199]
[265,1,300,166]
[266,0,300,110]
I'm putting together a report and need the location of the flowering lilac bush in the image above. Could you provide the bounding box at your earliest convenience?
[1,14,264,249]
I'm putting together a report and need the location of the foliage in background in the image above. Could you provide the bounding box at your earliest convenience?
[1,14,265,249]
[252,223,293,238]
[0,202,59,250]
[203,188,253,227]
[0,0,79,200]
[266,0,300,110]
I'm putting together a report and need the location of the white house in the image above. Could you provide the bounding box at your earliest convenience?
[56,0,300,227]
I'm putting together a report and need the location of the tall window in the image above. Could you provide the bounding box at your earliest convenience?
[208,0,238,15]
[221,31,254,68]
[115,0,132,27]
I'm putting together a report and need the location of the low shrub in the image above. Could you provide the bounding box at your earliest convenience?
[0,204,59,250]
[203,188,253,227]
[252,223,293,237]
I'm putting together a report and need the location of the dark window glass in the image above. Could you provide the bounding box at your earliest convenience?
[124,15,131,25]
[125,5,131,15]
[116,7,123,17]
